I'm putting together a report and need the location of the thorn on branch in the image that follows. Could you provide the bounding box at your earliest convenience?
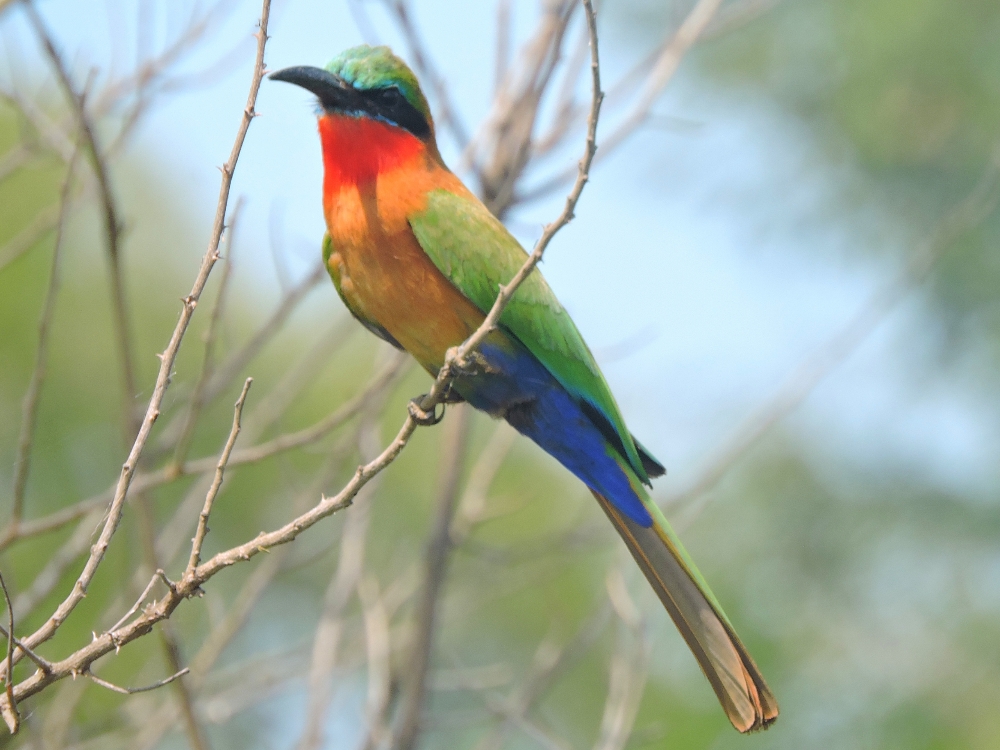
[156,569,179,596]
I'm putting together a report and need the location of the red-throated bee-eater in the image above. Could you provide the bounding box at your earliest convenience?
[271,45,777,733]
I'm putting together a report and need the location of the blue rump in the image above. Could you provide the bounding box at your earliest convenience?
[451,331,652,527]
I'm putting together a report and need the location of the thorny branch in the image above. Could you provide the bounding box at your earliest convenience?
[186,377,253,575]
[0,0,273,729]
[171,199,243,471]
[0,351,407,555]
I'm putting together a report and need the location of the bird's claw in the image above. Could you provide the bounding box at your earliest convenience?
[441,382,465,404]
[408,396,444,426]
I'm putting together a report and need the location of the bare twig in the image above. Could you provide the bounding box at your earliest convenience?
[150,259,327,457]
[494,0,512,94]
[199,262,326,407]
[12,509,104,623]
[702,0,782,39]
[94,0,234,114]
[268,201,292,292]
[108,571,170,635]
[10,142,80,530]
[4,0,228,190]
[476,605,611,750]
[172,199,243,470]
[221,352,407,466]
[0,370,424,721]
[409,0,601,425]
[84,667,190,695]
[132,556,290,749]
[600,0,721,155]
[384,0,472,150]
[197,648,310,726]
[532,14,593,158]
[159,619,211,750]
[0,623,51,675]
[0,571,17,733]
[468,0,577,215]
[0,86,77,164]
[186,378,253,574]
[358,574,392,749]
[0,353,406,554]
[594,569,649,750]
[517,0,722,205]
[391,404,472,750]
[6,42,215,740]
[450,422,518,543]
[0,500,102,554]
[297,416,383,750]
[154,324,353,568]
[26,1,139,435]
[134,452,345,750]
[0,2,272,728]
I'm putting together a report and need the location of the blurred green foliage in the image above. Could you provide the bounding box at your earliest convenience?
[699,0,1000,361]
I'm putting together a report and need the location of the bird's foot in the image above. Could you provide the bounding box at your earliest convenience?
[408,396,445,426]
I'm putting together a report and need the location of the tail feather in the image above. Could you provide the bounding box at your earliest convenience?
[592,490,779,733]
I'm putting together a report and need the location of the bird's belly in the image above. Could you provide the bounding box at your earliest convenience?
[328,224,485,373]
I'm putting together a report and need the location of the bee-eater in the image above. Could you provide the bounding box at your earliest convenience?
[271,45,777,733]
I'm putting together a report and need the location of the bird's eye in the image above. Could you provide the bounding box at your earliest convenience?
[363,85,429,138]
[376,86,404,103]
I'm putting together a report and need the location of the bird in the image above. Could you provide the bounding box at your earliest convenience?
[270,45,778,733]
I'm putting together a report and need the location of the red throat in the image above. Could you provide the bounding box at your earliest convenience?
[318,114,425,195]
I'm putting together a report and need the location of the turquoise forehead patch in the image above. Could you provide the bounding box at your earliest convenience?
[325,45,430,121]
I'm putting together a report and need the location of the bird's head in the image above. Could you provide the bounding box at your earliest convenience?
[270,45,433,141]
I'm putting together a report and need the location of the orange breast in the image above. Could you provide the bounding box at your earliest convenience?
[320,120,485,372]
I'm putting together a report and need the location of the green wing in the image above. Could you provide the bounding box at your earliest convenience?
[323,234,404,349]
[409,189,656,485]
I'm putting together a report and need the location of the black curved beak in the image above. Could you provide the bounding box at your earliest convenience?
[269,66,356,111]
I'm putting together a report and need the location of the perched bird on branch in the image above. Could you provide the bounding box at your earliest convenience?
[271,44,777,733]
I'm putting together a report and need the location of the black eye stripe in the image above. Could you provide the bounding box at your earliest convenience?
[357,85,430,139]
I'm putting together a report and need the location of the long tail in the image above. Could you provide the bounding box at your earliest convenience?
[592,490,779,733]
